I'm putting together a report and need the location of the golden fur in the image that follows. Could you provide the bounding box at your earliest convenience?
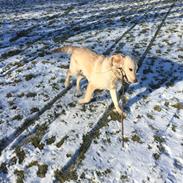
[54,46,138,114]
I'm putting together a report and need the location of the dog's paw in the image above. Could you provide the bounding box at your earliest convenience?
[75,90,82,97]
[78,99,86,104]
[114,109,126,118]
[64,84,69,88]
[64,81,70,88]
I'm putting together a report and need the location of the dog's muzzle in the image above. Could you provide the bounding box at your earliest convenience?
[119,69,138,84]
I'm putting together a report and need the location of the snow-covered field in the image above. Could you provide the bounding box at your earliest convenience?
[0,0,183,182]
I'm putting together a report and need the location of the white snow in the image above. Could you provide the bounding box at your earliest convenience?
[0,0,183,183]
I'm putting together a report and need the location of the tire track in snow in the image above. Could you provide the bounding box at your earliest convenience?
[56,2,176,181]
[0,0,160,154]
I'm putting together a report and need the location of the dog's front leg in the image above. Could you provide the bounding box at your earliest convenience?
[79,83,95,104]
[110,88,123,115]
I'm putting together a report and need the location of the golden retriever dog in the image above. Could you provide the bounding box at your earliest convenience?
[54,46,138,115]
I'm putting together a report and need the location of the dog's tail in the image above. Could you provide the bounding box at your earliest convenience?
[53,46,78,54]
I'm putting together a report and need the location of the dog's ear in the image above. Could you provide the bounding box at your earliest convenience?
[111,54,125,68]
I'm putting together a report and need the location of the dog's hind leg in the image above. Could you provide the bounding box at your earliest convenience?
[76,74,84,96]
[65,57,79,88]
[64,70,72,88]
[79,83,95,104]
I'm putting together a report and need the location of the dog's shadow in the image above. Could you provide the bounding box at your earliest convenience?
[80,56,183,110]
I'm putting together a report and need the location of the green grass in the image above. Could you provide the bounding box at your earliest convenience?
[6,93,13,98]
[131,134,142,143]
[153,105,161,112]
[54,169,78,182]
[26,92,37,97]
[172,124,176,132]
[51,83,60,90]
[12,114,23,121]
[147,113,155,120]
[24,74,35,81]
[153,153,160,160]
[1,49,21,59]
[15,147,26,164]
[27,161,48,178]
[27,161,38,168]
[171,103,183,110]
[154,135,165,143]
[29,124,48,150]
[46,136,56,145]
[109,110,122,121]
[0,163,7,174]
[164,101,169,107]
[30,107,39,113]
[63,6,74,16]
[37,164,48,178]
[10,156,17,166]
[56,135,68,148]
[96,169,111,177]
[120,174,128,180]
[14,169,24,183]
[123,137,129,142]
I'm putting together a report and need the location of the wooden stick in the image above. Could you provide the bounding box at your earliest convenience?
[121,72,125,148]
[121,114,124,147]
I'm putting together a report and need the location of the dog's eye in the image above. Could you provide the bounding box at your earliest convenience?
[129,68,133,71]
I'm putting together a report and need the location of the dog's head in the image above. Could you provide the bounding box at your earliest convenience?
[111,54,138,83]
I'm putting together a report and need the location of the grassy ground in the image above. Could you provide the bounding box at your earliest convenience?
[0,0,183,182]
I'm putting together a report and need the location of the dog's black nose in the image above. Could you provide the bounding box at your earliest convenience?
[134,78,138,83]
